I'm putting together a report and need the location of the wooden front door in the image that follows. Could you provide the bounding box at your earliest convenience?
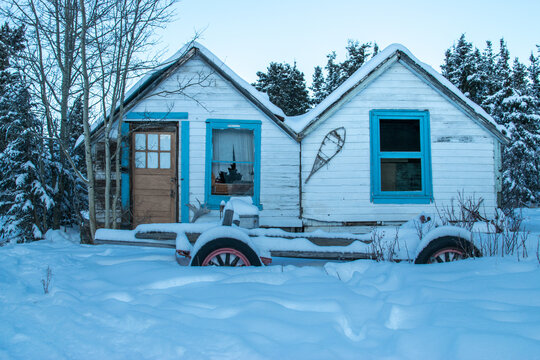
[132,130,177,227]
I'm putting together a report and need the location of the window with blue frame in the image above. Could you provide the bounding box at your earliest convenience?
[370,110,433,203]
[205,119,261,208]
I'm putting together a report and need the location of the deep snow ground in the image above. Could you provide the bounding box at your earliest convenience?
[1,228,540,359]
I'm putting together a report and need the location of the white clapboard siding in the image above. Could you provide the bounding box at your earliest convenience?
[129,55,300,226]
[301,61,498,226]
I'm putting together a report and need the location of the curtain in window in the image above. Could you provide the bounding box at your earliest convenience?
[212,128,254,195]
[213,128,254,163]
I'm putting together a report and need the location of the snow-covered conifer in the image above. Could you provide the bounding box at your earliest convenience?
[310,66,325,106]
[253,61,310,116]
[0,24,51,242]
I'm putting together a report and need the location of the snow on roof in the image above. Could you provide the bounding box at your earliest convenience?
[285,43,507,138]
[76,42,506,149]
[74,41,287,148]
[123,41,285,119]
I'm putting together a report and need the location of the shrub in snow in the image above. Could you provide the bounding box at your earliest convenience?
[41,266,52,294]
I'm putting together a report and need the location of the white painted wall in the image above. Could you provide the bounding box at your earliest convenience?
[128,54,301,227]
[301,61,499,227]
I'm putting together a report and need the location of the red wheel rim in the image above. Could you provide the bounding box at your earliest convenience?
[201,248,251,266]
[428,248,466,264]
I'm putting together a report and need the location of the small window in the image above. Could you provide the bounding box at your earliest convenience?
[370,110,432,203]
[205,120,261,208]
[133,132,173,170]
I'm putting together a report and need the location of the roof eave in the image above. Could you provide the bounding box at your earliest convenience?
[298,53,399,139]
[397,51,510,145]
[196,51,299,142]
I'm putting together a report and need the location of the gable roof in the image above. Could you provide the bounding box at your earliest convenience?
[77,41,297,147]
[123,41,300,139]
[285,44,509,144]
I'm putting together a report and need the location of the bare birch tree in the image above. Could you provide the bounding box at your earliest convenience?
[6,0,82,230]
[89,0,176,229]
[6,0,177,240]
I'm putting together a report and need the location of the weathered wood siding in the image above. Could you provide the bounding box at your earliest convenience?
[301,61,499,226]
[128,54,301,227]
[91,141,128,226]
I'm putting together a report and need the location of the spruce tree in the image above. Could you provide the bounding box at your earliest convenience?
[441,34,483,104]
[60,97,87,226]
[0,24,51,242]
[312,41,376,104]
[310,66,326,106]
[529,49,540,100]
[253,61,310,116]
[499,58,540,206]
[323,51,342,97]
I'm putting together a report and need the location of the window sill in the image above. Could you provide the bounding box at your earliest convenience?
[206,196,263,210]
[371,195,432,204]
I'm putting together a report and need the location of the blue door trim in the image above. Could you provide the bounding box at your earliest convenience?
[181,121,190,222]
[120,122,130,208]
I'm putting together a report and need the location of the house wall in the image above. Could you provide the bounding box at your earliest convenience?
[128,54,301,227]
[301,61,498,228]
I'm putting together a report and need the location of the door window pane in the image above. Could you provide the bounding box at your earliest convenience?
[380,119,420,152]
[135,152,146,168]
[160,152,171,169]
[147,152,158,168]
[135,134,146,150]
[160,134,171,151]
[381,158,422,191]
[148,134,158,150]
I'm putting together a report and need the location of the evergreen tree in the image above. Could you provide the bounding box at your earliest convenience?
[499,59,540,206]
[341,40,372,78]
[253,61,310,116]
[479,41,498,106]
[529,49,540,100]
[373,42,379,56]
[60,97,87,226]
[310,66,326,105]
[441,34,483,104]
[323,51,342,97]
[314,40,376,103]
[443,36,540,207]
[0,24,51,242]
[484,39,513,126]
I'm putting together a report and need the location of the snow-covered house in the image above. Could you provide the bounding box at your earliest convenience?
[87,42,507,231]
[287,44,508,231]
[88,42,301,229]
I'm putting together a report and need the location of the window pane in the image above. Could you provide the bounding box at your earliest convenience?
[148,134,158,150]
[135,152,146,168]
[212,128,254,162]
[160,152,171,169]
[160,134,171,151]
[211,162,254,196]
[147,152,158,168]
[135,134,146,150]
[380,119,420,152]
[381,158,422,191]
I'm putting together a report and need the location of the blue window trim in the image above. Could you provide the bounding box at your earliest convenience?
[125,112,188,120]
[370,109,433,204]
[205,119,262,209]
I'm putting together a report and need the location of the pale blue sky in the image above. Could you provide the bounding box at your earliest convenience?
[158,0,540,84]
